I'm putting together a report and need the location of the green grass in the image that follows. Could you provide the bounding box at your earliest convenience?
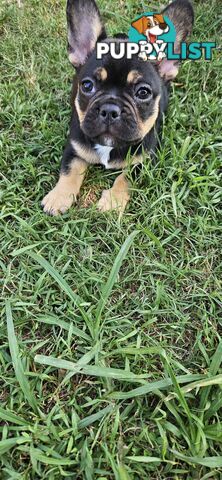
[0,0,222,478]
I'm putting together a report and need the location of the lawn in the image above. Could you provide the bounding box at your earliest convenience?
[0,0,222,478]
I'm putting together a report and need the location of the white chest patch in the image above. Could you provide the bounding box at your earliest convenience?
[94,144,113,169]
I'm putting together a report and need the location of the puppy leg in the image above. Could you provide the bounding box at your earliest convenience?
[42,157,87,215]
[98,173,130,214]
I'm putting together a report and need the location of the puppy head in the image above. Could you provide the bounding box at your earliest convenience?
[67,0,194,147]
[75,49,162,147]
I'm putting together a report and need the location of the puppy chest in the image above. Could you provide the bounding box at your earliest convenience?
[94,144,113,169]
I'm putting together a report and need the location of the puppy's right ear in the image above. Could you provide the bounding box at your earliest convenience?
[157,0,194,80]
[67,0,106,68]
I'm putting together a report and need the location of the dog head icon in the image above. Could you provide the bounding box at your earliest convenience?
[132,14,169,43]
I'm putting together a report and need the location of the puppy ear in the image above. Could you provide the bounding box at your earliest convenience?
[163,0,194,49]
[67,0,106,68]
[158,0,194,80]
[131,17,147,35]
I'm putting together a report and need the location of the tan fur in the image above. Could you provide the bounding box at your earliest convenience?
[107,153,144,170]
[71,140,130,170]
[90,15,104,50]
[71,140,99,164]
[70,142,146,170]
[41,158,87,215]
[98,173,130,214]
[139,95,160,137]
[95,67,108,81]
[127,70,143,84]
[74,89,85,125]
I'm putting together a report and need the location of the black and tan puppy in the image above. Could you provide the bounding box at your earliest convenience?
[42,0,194,215]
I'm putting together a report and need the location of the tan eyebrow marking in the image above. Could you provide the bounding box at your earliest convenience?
[94,67,108,81]
[127,70,143,84]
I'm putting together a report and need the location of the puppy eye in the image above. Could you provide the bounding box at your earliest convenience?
[135,84,152,101]
[81,79,95,94]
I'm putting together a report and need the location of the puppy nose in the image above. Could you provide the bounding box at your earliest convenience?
[99,103,121,123]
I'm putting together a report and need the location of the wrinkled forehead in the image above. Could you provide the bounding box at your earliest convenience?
[79,41,161,92]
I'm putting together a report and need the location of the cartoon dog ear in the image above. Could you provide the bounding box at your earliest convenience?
[131,16,148,35]
[157,0,194,80]
[153,14,168,31]
[67,0,106,68]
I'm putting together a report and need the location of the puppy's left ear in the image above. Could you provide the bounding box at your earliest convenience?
[157,0,194,80]
[67,0,106,68]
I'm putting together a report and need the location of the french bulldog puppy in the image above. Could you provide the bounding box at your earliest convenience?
[42,0,194,215]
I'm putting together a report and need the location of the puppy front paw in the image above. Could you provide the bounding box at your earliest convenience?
[97,188,129,214]
[41,187,75,216]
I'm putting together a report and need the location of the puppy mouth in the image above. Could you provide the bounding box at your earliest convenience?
[90,131,143,148]
[94,134,116,147]
[83,115,142,147]
[81,95,143,147]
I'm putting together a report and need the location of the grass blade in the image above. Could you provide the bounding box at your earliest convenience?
[109,374,205,399]
[95,231,138,332]
[0,406,30,426]
[59,342,100,388]
[126,456,162,464]
[170,450,222,468]
[35,354,147,381]
[30,449,75,465]
[36,315,91,341]
[25,252,92,333]
[205,393,222,421]
[0,437,28,455]
[141,227,164,254]
[200,342,222,410]
[117,464,131,480]
[104,347,165,357]
[5,301,38,414]
[165,374,222,401]
[163,353,193,420]
[78,404,114,429]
